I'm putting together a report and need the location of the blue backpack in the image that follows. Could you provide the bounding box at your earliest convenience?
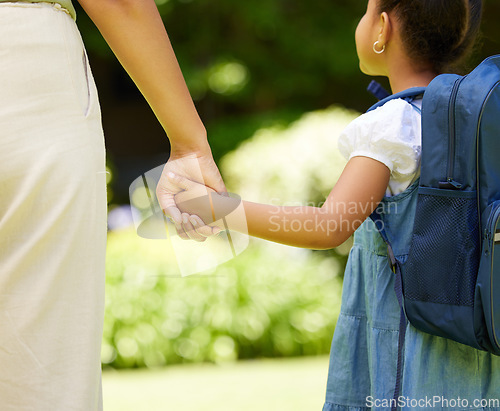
[368,55,500,405]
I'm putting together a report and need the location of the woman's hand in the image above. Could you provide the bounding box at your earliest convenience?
[165,170,224,241]
[156,146,225,241]
[76,0,226,240]
[170,173,217,219]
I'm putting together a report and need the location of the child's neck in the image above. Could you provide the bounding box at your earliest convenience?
[387,61,438,94]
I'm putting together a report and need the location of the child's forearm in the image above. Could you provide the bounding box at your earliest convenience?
[206,195,346,250]
[174,157,389,248]
[242,201,344,249]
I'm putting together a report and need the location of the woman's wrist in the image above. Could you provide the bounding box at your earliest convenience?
[168,130,210,159]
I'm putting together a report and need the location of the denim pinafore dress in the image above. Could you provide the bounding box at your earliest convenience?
[322,182,500,411]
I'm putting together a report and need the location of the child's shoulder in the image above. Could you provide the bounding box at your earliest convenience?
[338,97,422,173]
[343,98,420,137]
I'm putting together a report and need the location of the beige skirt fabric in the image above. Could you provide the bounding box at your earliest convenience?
[0,3,107,410]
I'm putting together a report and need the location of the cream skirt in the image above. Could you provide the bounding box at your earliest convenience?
[0,3,106,410]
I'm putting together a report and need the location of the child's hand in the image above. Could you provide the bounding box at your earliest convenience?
[167,172,223,239]
[156,154,226,240]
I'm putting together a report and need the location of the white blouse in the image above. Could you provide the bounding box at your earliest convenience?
[338,98,422,196]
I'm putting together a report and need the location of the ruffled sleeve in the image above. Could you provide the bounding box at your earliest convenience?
[338,98,421,194]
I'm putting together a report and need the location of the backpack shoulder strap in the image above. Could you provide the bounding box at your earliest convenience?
[367,86,426,112]
[368,85,426,252]
[367,80,391,101]
[366,85,426,411]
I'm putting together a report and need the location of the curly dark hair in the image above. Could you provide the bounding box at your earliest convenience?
[377,0,483,73]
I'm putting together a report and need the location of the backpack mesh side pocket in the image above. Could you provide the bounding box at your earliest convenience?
[403,188,480,306]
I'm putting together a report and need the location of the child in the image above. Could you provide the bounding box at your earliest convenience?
[169,0,500,409]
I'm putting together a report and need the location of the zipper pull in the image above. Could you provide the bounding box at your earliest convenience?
[438,178,463,190]
[484,230,491,255]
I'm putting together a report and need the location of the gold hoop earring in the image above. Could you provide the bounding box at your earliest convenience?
[373,41,385,54]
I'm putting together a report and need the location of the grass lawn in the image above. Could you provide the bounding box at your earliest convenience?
[102,355,330,411]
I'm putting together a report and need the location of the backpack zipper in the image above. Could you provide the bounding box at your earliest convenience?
[484,202,500,255]
[476,80,500,249]
[439,77,466,189]
[493,231,499,348]
[484,231,491,255]
[485,202,500,348]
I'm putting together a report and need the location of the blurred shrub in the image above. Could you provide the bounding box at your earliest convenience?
[221,105,357,204]
[206,108,304,163]
[103,106,359,369]
[103,231,343,368]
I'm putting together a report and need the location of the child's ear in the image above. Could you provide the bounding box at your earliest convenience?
[377,11,392,46]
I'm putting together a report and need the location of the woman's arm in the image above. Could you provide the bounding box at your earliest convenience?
[173,156,390,249]
[76,0,225,238]
[77,0,204,150]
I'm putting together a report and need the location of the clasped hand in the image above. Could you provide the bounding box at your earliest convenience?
[168,172,224,241]
[156,150,226,242]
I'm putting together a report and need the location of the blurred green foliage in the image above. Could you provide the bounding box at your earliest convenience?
[104,232,343,368]
[76,0,365,111]
[76,0,499,112]
[221,106,356,204]
[103,106,355,369]
[76,0,500,168]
